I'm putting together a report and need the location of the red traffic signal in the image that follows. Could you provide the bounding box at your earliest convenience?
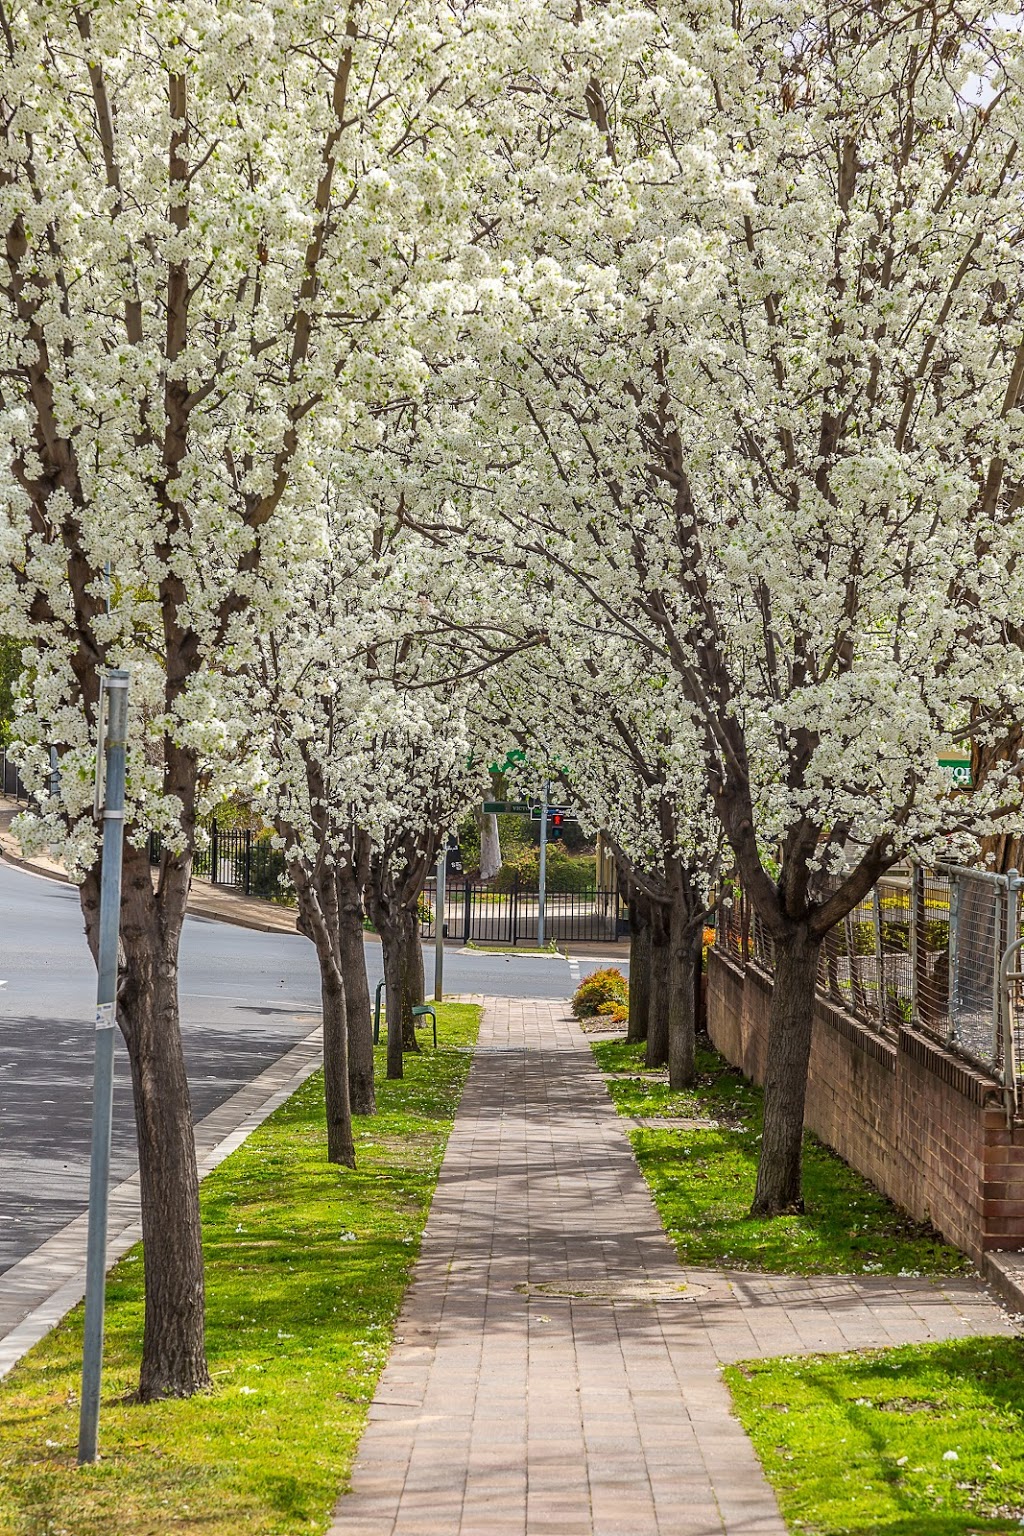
[549,813,565,842]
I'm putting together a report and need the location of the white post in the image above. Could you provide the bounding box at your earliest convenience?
[78,668,129,1465]
[537,779,549,949]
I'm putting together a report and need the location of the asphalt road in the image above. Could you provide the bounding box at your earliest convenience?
[0,859,608,1275]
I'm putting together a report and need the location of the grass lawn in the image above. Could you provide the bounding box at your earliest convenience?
[591,1037,969,1277]
[0,1001,480,1536]
[727,1338,1024,1534]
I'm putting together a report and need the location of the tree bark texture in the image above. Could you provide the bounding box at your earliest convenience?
[645,902,671,1068]
[627,892,651,1044]
[364,827,439,1076]
[336,858,375,1116]
[479,810,502,881]
[379,917,406,1080]
[667,902,703,1090]
[401,907,425,1048]
[82,844,211,1401]
[292,870,356,1168]
[752,927,822,1216]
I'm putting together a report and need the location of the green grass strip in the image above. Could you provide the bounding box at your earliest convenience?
[0,1001,480,1536]
[726,1338,1024,1534]
[591,1037,969,1277]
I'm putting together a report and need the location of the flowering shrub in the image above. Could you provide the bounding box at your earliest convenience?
[571,967,628,1019]
[597,999,628,1025]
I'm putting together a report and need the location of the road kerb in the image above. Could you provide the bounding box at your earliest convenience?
[0,1026,323,1379]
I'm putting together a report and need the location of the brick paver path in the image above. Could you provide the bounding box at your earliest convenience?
[329,997,1014,1536]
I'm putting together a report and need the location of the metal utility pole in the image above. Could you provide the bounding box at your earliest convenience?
[434,842,446,1003]
[78,668,130,1466]
[537,779,549,949]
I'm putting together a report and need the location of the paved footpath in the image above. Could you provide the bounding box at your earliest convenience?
[330,997,1016,1536]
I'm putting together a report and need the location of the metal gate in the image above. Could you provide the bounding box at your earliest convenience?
[420,879,626,946]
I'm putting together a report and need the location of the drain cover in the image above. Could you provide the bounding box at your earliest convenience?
[515,1278,709,1304]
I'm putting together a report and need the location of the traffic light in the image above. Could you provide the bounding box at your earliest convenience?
[549,812,565,842]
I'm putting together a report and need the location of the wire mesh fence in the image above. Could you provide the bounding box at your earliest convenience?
[715,863,1024,1101]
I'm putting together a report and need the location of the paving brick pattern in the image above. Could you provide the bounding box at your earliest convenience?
[330,997,1015,1536]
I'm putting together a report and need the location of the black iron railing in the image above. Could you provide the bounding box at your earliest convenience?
[149,821,292,903]
[0,746,30,804]
[419,878,627,946]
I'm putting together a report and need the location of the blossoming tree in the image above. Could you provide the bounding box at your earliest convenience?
[0,0,476,1396]
[435,0,1024,1213]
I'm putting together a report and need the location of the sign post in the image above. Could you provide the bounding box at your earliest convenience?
[78,668,129,1465]
[434,842,445,1003]
[537,779,549,949]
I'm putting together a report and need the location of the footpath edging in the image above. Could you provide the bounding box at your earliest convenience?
[0,1026,323,1379]
[0,796,301,933]
[982,1251,1024,1318]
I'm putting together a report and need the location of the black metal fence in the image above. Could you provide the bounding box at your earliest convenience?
[149,821,292,903]
[0,746,30,803]
[419,879,627,946]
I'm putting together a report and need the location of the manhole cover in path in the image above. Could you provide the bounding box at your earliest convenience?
[514,1278,709,1304]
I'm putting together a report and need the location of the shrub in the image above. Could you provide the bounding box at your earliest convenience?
[572,967,628,1019]
[597,999,628,1024]
[493,844,597,893]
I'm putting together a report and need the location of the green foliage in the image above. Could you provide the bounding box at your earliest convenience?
[572,966,628,1018]
[727,1337,1024,1534]
[0,635,21,748]
[837,916,949,957]
[236,830,292,905]
[0,1003,481,1536]
[591,1038,969,1278]
[493,842,597,892]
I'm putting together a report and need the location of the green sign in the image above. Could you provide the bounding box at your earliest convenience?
[938,757,973,789]
[488,748,527,777]
[482,800,530,815]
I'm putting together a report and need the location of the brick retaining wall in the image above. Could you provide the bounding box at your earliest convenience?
[707,949,1024,1260]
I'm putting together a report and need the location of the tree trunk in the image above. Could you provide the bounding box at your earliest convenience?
[645,902,670,1068]
[319,959,356,1167]
[337,864,375,1116]
[293,874,356,1167]
[751,926,821,1217]
[401,906,425,1049]
[667,905,702,1090]
[380,918,406,1080]
[95,846,210,1401]
[480,811,501,881]
[627,893,651,1044]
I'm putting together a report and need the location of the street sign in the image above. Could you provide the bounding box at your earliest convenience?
[487,748,527,777]
[482,800,530,814]
[938,757,973,789]
[530,804,578,821]
[445,835,464,876]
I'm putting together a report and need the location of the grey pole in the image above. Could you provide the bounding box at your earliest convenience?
[78,668,130,1466]
[434,843,446,1003]
[537,779,549,950]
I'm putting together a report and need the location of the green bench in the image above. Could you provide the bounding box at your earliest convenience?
[373,979,437,1046]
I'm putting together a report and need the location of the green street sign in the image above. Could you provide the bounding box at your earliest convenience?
[482,800,530,814]
[938,757,973,789]
[488,748,528,777]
